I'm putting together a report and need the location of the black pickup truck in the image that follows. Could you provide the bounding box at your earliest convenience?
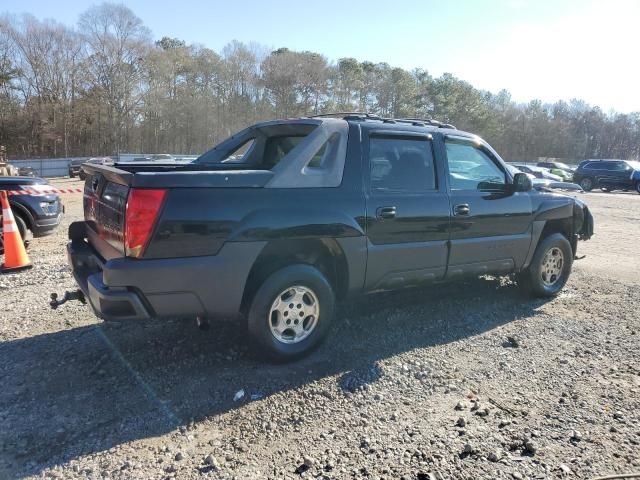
[66,114,593,360]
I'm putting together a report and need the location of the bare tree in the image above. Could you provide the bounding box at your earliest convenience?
[0,7,639,162]
[78,2,151,155]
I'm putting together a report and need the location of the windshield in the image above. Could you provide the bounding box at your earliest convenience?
[555,162,572,169]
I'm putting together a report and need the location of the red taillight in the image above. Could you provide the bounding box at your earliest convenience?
[124,188,167,258]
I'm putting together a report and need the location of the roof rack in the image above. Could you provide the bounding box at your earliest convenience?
[310,112,456,129]
[397,117,456,129]
[310,112,380,120]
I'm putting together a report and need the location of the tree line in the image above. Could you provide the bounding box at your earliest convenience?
[1,3,639,162]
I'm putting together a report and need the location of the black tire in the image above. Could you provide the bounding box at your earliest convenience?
[579,177,594,191]
[78,171,87,181]
[635,182,640,194]
[519,233,573,298]
[69,171,76,178]
[14,214,29,245]
[247,264,335,361]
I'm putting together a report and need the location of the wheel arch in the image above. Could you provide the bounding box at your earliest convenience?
[522,216,574,271]
[8,201,34,232]
[241,237,349,314]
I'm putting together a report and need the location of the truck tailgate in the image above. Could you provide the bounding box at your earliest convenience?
[83,164,132,259]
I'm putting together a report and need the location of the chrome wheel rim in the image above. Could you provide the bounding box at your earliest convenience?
[541,247,564,287]
[268,286,319,344]
[580,178,592,190]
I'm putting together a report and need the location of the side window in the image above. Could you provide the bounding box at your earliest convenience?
[264,136,306,168]
[221,138,255,163]
[614,161,628,171]
[600,161,614,170]
[445,140,506,191]
[369,136,436,193]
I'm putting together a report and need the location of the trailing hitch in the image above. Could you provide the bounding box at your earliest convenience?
[50,290,87,309]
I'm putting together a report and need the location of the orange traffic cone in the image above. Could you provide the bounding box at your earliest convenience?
[1,190,32,272]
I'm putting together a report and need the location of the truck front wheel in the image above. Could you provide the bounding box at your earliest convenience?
[579,177,594,191]
[247,264,335,361]
[518,233,573,298]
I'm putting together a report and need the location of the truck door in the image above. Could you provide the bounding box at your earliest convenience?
[364,130,451,290]
[443,135,533,277]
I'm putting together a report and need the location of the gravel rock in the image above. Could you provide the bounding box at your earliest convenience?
[505,335,521,348]
[524,440,538,455]
[488,450,503,462]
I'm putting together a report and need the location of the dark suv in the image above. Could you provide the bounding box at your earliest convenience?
[0,176,64,253]
[573,159,640,193]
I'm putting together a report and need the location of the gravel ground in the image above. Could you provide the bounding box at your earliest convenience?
[0,178,639,480]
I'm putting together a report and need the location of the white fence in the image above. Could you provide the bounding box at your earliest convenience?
[9,158,85,177]
[8,154,200,178]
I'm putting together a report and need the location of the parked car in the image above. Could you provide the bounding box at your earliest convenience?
[145,154,174,161]
[536,161,575,181]
[0,176,64,253]
[509,163,563,181]
[64,114,594,360]
[77,157,113,180]
[17,166,36,177]
[531,178,584,192]
[537,161,576,174]
[508,165,582,192]
[68,158,86,178]
[505,164,536,180]
[573,159,640,193]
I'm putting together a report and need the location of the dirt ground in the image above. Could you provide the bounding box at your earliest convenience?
[0,178,638,480]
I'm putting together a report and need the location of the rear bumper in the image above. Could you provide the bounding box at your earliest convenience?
[67,221,265,321]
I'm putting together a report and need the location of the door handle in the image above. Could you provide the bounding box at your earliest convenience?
[454,203,470,216]
[376,206,397,219]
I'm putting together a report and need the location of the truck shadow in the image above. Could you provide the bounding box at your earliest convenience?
[0,276,550,477]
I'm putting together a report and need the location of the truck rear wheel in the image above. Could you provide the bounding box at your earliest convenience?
[519,233,572,298]
[247,264,335,361]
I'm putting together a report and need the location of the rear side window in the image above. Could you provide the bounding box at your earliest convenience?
[613,161,628,171]
[221,139,255,163]
[263,136,306,168]
[369,136,436,193]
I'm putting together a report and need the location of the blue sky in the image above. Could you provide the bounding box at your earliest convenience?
[4,0,639,112]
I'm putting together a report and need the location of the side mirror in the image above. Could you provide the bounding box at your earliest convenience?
[513,172,532,192]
